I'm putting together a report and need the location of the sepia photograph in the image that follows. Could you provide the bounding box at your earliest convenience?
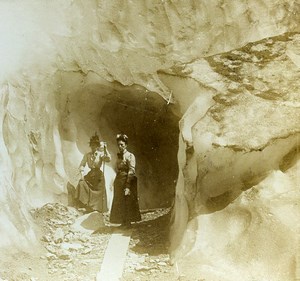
[0,1,299,280]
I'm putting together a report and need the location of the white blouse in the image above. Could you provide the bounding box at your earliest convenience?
[79,150,111,171]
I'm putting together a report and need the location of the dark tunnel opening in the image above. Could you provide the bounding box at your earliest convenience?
[62,81,180,211]
[100,92,179,209]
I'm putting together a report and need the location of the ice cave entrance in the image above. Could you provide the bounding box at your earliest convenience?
[58,79,180,211]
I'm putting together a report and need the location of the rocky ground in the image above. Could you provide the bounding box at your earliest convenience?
[0,203,189,281]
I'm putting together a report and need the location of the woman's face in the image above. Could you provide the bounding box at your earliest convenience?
[117,140,127,153]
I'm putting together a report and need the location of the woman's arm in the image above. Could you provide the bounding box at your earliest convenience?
[102,149,111,162]
[124,152,136,196]
[100,142,111,162]
[126,153,136,182]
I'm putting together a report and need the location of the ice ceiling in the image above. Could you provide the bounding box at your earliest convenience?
[0,1,300,280]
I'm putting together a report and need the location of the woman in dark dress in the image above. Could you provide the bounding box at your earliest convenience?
[110,134,141,227]
[68,133,111,212]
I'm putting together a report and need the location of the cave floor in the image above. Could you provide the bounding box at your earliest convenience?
[0,203,190,281]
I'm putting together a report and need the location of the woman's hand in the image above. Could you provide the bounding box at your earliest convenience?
[124,188,131,196]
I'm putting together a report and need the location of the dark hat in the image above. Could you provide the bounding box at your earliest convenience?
[89,133,100,146]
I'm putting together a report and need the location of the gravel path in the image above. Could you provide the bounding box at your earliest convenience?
[0,203,180,281]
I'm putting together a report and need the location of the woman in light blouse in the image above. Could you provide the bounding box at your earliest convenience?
[110,133,141,227]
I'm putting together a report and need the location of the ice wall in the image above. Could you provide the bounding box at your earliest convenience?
[168,34,300,281]
[0,0,299,279]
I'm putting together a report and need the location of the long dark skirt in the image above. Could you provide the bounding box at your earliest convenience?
[110,173,141,224]
[68,168,107,212]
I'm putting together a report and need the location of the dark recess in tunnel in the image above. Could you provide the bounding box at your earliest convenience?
[60,82,180,211]
[99,88,180,210]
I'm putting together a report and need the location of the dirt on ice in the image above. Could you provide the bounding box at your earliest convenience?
[0,203,192,281]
